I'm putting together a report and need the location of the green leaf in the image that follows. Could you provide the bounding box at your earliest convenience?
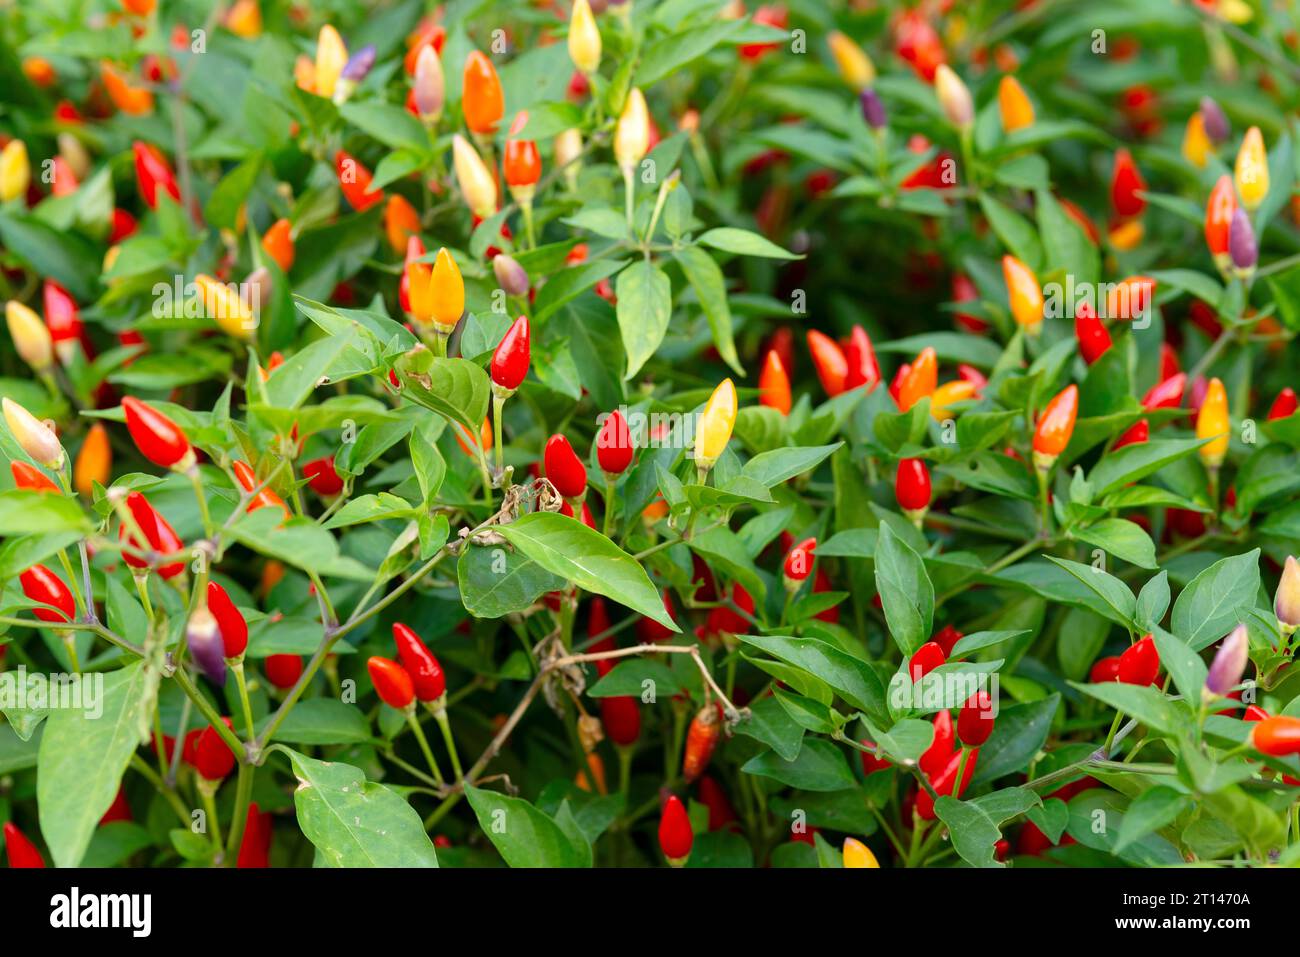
[587,659,682,698]
[616,260,673,379]
[734,694,804,761]
[0,490,91,535]
[741,737,855,791]
[288,749,439,867]
[971,696,1059,785]
[1071,518,1158,569]
[1071,682,1188,737]
[532,259,628,321]
[0,212,102,301]
[264,699,371,745]
[936,786,1041,868]
[496,513,677,630]
[1045,556,1137,627]
[338,101,431,153]
[392,352,491,438]
[675,245,743,375]
[874,523,934,655]
[205,155,262,231]
[1114,786,1188,853]
[37,663,149,867]
[741,443,842,487]
[696,227,800,260]
[1170,550,1262,651]
[457,543,565,619]
[464,785,590,867]
[739,634,886,720]
[1086,438,1210,498]
[978,194,1042,271]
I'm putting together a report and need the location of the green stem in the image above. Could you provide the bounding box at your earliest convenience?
[187,465,214,540]
[432,706,464,782]
[224,761,255,863]
[407,710,445,785]
[231,660,256,741]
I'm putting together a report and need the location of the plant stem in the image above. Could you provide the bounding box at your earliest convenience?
[406,710,445,785]
[432,707,464,781]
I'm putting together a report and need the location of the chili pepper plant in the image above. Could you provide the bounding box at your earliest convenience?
[1,0,1300,871]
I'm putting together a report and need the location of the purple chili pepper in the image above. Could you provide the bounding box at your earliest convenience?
[341,45,377,83]
[860,88,887,130]
[1205,623,1249,697]
[187,607,227,687]
[1229,208,1257,272]
[1199,96,1230,144]
[493,254,530,297]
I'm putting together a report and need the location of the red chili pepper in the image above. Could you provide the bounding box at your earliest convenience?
[334,150,383,212]
[544,434,588,498]
[658,794,694,865]
[1243,705,1269,722]
[916,747,978,821]
[19,564,74,622]
[3,822,45,868]
[738,5,788,61]
[696,775,737,831]
[42,279,82,362]
[121,491,185,579]
[368,655,415,709]
[1117,634,1159,686]
[1110,148,1146,219]
[1114,418,1148,449]
[600,694,641,747]
[503,112,541,191]
[264,653,303,690]
[894,9,945,82]
[1251,715,1300,757]
[1142,373,1185,410]
[236,801,272,868]
[895,458,931,513]
[393,623,446,702]
[682,704,721,782]
[933,624,963,656]
[919,708,954,776]
[232,460,290,517]
[951,273,987,333]
[1092,655,1123,686]
[1204,174,1235,263]
[783,536,816,582]
[302,455,345,496]
[844,325,881,391]
[596,409,635,475]
[207,581,248,659]
[191,718,236,781]
[132,141,180,209]
[100,785,133,825]
[121,396,192,469]
[807,329,848,397]
[1158,342,1180,381]
[587,596,614,653]
[1268,388,1298,421]
[909,641,946,683]
[859,742,891,775]
[491,316,530,392]
[957,691,995,746]
[1074,301,1111,365]
[10,461,58,493]
[636,591,678,643]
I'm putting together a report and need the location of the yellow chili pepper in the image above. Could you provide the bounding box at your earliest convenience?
[568,0,602,75]
[695,378,737,472]
[842,837,880,868]
[314,25,348,100]
[1196,376,1230,468]
[2,397,64,469]
[614,88,650,173]
[1182,112,1211,169]
[5,300,53,374]
[828,31,875,90]
[194,273,255,340]
[0,140,31,202]
[930,380,977,420]
[451,134,497,219]
[1234,126,1268,212]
